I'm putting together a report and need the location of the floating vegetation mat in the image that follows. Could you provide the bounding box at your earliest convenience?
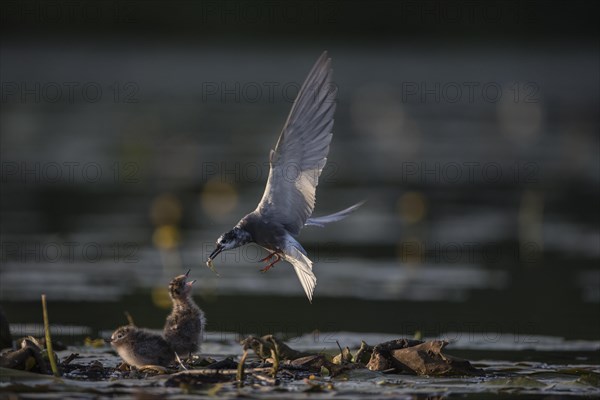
[1,333,599,399]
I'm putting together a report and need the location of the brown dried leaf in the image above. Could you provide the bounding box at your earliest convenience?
[367,339,482,376]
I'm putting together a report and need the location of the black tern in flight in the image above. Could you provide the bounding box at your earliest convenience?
[207,51,362,302]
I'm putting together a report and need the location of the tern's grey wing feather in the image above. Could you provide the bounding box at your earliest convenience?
[256,51,337,235]
[282,232,316,301]
[305,201,365,227]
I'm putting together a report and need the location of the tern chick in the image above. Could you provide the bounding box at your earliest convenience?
[163,270,206,357]
[207,51,362,302]
[108,325,174,368]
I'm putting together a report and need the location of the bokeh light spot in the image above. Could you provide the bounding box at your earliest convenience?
[150,193,182,226]
[152,224,181,250]
[398,191,427,224]
[151,287,172,309]
[201,178,238,220]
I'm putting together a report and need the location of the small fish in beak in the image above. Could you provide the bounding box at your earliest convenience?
[205,258,220,276]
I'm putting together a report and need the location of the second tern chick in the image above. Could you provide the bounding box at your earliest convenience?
[108,325,175,368]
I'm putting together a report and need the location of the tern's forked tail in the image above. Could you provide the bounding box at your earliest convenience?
[304,201,364,228]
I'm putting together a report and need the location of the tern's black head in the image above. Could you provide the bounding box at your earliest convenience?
[208,227,252,260]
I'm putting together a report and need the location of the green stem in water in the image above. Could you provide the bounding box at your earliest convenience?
[41,294,60,377]
[268,337,280,378]
[237,349,248,387]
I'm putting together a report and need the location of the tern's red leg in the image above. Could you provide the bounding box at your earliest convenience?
[259,252,276,262]
[260,254,281,273]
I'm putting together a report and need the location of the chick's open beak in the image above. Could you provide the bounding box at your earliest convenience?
[208,244,223,260]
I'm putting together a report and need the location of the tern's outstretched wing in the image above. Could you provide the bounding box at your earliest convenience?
[255,51,337,235]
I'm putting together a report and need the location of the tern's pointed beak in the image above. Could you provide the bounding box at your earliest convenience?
[186,279,196,287]
[185,269,191,277]
[209,244,223,260]
[105,338,113,344]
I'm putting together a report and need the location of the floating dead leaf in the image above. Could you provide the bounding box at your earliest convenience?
[0,337,50,374]
[367,339,483,376]
[366,338,423,373]
[290,355,330,370]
